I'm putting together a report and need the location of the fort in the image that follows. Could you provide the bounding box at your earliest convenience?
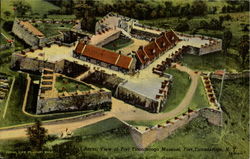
[8,12,224,147]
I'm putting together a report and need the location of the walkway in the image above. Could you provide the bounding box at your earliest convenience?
[2,77,15,119]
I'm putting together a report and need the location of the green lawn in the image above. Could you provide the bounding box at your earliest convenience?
[0,74,33,127]
[33,23,73,37]
[103,37,134,51]
[181,52,242,72]
[1,0,60,19]
[189,78,210,110]
[55,76,92,93]
[162,68,191,112]
[74,118,124,136]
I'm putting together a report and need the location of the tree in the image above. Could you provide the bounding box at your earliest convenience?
[200,20,209,29]
[26,120,48,150]
[3,11,11,19]
[222,30,233,54]
[74,1,96,33]
[12,0,31,17]
[180,4,190,17]
[190,1,208,16]
[238,35,249,65]
[209,18,222,30]
[150,10,157,19]
[164,1,173,17]
[175,21,189,32]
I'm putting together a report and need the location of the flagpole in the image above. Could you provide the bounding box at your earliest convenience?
[218,69,226,103]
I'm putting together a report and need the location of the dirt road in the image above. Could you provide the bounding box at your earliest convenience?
[0,114,113,140]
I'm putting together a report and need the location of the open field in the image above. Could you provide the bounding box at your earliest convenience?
[188,78,210,110]
[181,52,242,72]
[103,37,134,51]
[1,0,59,19]
[33,23,73,37]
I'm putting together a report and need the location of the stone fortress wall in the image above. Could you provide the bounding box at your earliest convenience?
[125,108,222,149]
[36,69,112,114]
[11,44,89,76]
[115,79,171,113]
[210,70,250,80]
[11,52,55,72]
[12,19,42,46]
[94,30,121,47]
[37,89,112,114]
[176,32,222,55]
[12,19,64,46]
[115,84,160,113]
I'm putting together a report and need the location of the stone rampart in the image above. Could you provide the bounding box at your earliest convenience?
[127,108,222,148]
[210,70,250,80]
[36,89,112,114]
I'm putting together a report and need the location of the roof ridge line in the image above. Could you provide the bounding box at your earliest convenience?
[115,54,121,65]
[154,38,162,51]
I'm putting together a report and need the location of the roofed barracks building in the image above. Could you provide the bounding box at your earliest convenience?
[73,41,136,73]
[135,30,180,69]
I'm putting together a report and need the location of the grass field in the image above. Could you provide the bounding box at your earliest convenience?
[162,68,191,112]
[189,78,210,110]
[55,76,92,93]
[33,23,73,37]
[103,37,134,51]
[181,52,242,72]
[1,0,59,19]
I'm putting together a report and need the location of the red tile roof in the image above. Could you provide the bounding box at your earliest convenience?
[144,40,162,60]
[75,41,85,53]
[84,45,119,65]
[136,30,179,65]
[75,41,133,70]
[156,35,171,51]
[136,48,149,64]
[20,21,44,37]
[116,55,133,69]
[165,30,179,44]
[214,70,225,76]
